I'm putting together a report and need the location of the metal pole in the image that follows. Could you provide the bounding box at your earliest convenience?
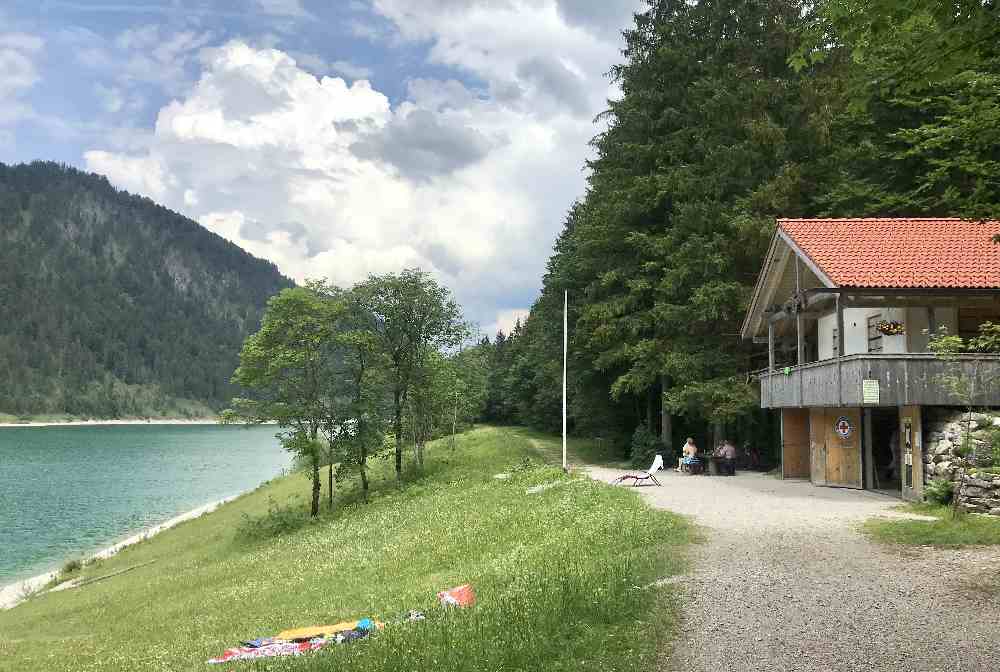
[563,290,568,472]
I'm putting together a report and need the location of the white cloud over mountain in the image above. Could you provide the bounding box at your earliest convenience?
[81,0,640,334]
[0,32,44,132]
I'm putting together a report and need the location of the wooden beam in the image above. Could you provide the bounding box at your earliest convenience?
[836,294,845,406]
[836,294,845,357]
[768,321,775,371]
[842,296,1000,308]
[767,292,836,324]
[778,229,837,288]
[795,258,805,365]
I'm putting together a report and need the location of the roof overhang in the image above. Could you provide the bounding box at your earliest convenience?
[740,226,836,340]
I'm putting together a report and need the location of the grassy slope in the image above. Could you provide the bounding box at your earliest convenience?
[508,426,631,468]
[864,504,1000,547]
[0,426,692,672]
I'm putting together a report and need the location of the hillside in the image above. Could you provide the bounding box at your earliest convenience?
[0,161,294,418]
[0,427,692,671]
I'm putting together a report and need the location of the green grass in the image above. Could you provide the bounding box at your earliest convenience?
[0,426,692,671]
[863,504,1000,547]
[512,426,630,467]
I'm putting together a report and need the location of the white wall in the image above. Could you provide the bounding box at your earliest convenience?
[818,312,836,360]
[817,306,914,358]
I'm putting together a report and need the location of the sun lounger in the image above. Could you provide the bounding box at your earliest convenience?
[611,454,664,487]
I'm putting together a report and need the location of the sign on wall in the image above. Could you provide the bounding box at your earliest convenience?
[862,379,880,404]
[835,416,853,439]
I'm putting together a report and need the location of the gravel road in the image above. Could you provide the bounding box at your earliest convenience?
[588,467,1000,672]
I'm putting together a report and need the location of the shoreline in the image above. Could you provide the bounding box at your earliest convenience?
[0,418,220,428]
[0,495,238,610]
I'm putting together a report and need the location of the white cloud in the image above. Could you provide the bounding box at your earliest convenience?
[83,150,174,200]
[289,51,373,81]
[330,59,373,80]
[93,83,145,114]
[0,32,44,126]
[494,308,531,336]
[255,0,313,19]
[82,0,640,326]
[0,32,43,52]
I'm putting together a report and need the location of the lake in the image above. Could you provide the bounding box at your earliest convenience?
[0,424,290,586]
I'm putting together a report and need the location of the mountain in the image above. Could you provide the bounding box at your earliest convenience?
[0,161,294,419]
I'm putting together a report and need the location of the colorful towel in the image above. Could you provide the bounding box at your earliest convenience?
[208,639,328,664]
[276,618,383,641]
[276,621,359,641]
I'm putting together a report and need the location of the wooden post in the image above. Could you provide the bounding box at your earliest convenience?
[836,294,846,357]
[768,321,775,371]
[562,290,568,472]
[836,294,845,407]
[864,408,874,489]
[795,257,805,365]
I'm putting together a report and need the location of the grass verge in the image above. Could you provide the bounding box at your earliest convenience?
[863,504,1000,547]
[512,426,630,467]
[0,426,692,671]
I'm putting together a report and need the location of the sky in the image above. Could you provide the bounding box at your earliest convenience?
[0,0,643,336]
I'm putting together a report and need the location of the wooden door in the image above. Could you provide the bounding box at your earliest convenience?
[810,408,863,489]
[825,407,862,488]
[782,409,810,479]
[900,406,923,501]
[810,408,827,486]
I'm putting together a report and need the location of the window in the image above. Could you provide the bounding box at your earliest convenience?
[831,327,839,357]
[867,314,883,353]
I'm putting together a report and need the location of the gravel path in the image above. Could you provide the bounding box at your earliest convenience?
[588,467,1000,672]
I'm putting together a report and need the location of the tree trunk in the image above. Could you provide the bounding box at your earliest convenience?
[660,375,672,450]
[308,427,321,517]
[394,388,403,482]
[417,439,424,469]
[359,421,370,502]
[328,460,334,510]
[646,390,655,429]
[310,453,320,517]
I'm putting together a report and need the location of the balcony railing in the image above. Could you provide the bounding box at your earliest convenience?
[757,353,1000,409]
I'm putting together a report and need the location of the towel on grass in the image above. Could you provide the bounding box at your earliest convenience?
[208,639,327,664]
[277,620,360,641]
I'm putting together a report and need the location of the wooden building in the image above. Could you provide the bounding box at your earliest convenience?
[741,218,1000,499]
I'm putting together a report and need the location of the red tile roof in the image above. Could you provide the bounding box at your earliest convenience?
[778,218,1000,289]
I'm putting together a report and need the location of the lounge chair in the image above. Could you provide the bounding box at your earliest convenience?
[611,454,664,487]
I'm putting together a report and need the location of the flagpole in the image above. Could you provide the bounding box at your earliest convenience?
[562,290,568,472]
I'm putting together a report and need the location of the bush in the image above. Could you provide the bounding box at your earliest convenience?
[924,478,955,506]
[954,432,975,459]
[236,496,313,541]
[630,423,659,468]
[988,425,1000,467]
[61,559,82,574]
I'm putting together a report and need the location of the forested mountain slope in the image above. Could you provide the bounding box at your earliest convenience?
[0,161,294,418]
[480,0,1000,459]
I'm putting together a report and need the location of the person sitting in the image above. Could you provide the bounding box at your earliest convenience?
[676,437,700,473]
[717,439,736,476]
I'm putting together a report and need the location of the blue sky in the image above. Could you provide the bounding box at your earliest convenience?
[0,0,641,334]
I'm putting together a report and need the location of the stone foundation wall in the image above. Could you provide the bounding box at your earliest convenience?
[956,473,1000,515]
[922,408,1000,515]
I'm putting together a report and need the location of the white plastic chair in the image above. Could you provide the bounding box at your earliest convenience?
[611,454,664,487]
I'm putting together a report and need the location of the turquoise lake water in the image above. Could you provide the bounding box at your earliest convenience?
[0,424,290,585]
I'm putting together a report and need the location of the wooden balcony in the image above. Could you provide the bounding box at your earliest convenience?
[758,354,1000,409]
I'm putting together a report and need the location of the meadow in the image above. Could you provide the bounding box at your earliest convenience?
[0,426,693,671]
[864,503,1000,547]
